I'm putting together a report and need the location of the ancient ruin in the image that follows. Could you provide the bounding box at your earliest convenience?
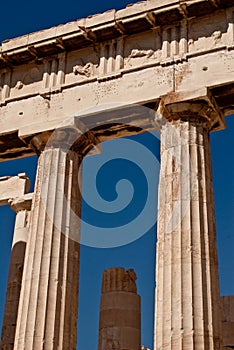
[0,175,32,349]
[98,268,141,350]
[0,0,234,349]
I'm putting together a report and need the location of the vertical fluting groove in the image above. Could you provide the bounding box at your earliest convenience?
[190,122,205,349]
[31,149,59,348]
[14,148,81,350]
[155,126,166,350]
[169,145,173,350]
[69,152,80,350]
[42,149,66,349]
[171,142,175,350]
[28,150,53,343]
[181,121,194,350]
[66,154,78,350]
[201,129,214,349]
[188,123,195,350]
[163,147,172,350]
[155,118,222,350]
[171,142,176,350]
[57,152,80,350]
[202,127,212,350]
[178,140,182,350]
[175,139,183,350]
[15,151,51,349]
[194,123,206,349]
[64,236,76,348]
[57,152,71,349]
[206,131,214,348]
[179,127,184,350]
[203,131,222,349]
[207,130,222,344]
[58,204,69,348]
[197,127,210,350]
[160,138,167,350]
[32,148,61,349]
[171,140,182,350]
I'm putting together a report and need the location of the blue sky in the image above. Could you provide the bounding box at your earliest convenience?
[0,1,233,350]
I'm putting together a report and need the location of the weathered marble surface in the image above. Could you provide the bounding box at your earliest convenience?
[98,268,141,350]
[0,174,30,205]
[155,103,223,350]
[13,138,81,350]
[0,1,233,349]
[0,175,32,350]
[0,0,233,160]
[221,296,234,348]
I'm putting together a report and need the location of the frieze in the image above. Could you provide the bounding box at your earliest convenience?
[0,7,232,109]
[73,62,95,77]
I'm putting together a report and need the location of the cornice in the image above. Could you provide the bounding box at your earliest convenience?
[0,0,232,68]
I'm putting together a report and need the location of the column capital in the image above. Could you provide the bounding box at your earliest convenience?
[9,193,33,213]
[0,173,30,207]
[28,117,101,156]
[155,96,225,132]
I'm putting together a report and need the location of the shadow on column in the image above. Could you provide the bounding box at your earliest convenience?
[0,241,26,350]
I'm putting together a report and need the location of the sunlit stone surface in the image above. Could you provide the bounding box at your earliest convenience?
[0,0,233,348]
[98,267,141,350]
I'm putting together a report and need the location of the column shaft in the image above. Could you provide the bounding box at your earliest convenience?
[1,209,30,350]
[98,268,141,350]
[155,118,222,350]
[14,148,81,350]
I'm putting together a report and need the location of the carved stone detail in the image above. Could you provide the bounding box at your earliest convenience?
[102,267,137,293]
[99,38,124,77]
[72,50,99,80]
[0,70,11,103]
[128,48,155,59]
[154,102,223,350]
[125,43,158,68]
[213,30,222,43]
[73,62,95,77]
[15,80,23,90]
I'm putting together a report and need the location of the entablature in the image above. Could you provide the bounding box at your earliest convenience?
[0,0,233,161]
[0,0,233,67]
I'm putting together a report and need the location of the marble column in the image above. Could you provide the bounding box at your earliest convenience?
[13,127,87,350]
[154,102,223,350]
[98,268,141,350]
[0,194,32,350]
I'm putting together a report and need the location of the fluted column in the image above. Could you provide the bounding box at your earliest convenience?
[154,102,223,350]
[1,194,32,350]
[13,127,86,350]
